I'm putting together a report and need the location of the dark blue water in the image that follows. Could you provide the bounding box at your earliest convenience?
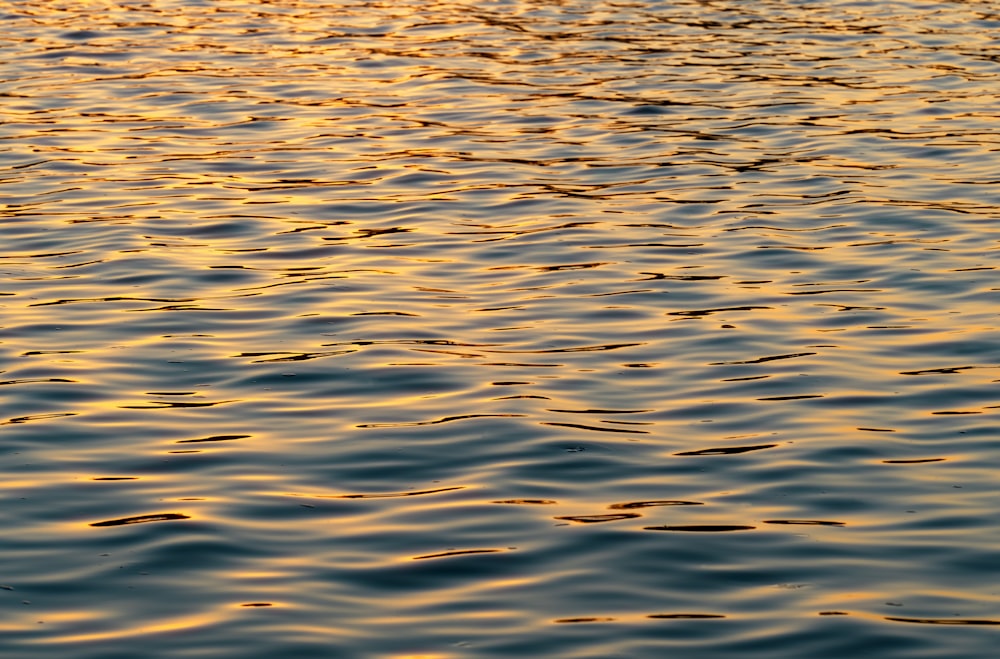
[3,0,1000,656]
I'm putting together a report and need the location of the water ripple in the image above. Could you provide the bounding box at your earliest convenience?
[5,0,1000,656]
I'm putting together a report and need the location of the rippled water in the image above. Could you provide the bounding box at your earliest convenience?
[3,0,1000,656]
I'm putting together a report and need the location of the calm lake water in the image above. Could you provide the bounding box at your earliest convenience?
[3,0,1000,656]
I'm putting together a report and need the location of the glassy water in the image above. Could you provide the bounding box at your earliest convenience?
[3,0,1000,656]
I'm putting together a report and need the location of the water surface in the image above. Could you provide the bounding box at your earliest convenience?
[3,0,1000,656]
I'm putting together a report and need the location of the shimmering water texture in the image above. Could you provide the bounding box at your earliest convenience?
[3,0,1000,656]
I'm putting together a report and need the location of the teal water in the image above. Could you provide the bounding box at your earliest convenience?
[3,0,1000,656]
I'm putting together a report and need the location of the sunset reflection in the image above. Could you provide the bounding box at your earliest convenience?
[4,0,1000,657]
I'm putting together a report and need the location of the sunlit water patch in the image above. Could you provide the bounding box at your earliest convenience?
[3,0,1000,656]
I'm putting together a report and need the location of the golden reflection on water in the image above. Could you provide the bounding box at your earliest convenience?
[4,0,1000,656]
[27,612,220,646]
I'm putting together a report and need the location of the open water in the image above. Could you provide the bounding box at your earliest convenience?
[3,0,1000,656]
